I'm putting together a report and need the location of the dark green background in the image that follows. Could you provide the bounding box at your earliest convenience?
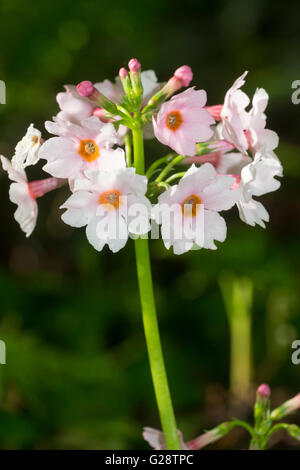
[0,0,299,449]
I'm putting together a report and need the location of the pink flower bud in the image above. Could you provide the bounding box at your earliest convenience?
[208,140,235,152]
[206,104,223,121]
[119,67,128,79]
[271,392,300,420]
[174,65,193,87]
[229,174,241,190]
[92,107,112,123]
[128,58,141,72]
[187,422,232,450]
[183,152,221,168]
[165,76,182,94]
[258,384,271,398]
[76,80,95,97]
[284,393,300,414]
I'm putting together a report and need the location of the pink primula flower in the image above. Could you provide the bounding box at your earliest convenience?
[153,88,215,156]
[39,116,125,180]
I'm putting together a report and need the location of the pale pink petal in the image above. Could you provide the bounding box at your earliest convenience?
[60,191,98,227]
[86,217,106,251]
[237,198,269,228]
[202,210,227,250]
[202,175,238,211]
[1,155,26,183]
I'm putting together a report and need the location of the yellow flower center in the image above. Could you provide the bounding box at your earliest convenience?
[181,194,202,217]
[78,139,99,162]
[98,190,122,210]
[166,110,183,131]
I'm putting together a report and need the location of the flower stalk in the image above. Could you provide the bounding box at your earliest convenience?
[132,122,181,450]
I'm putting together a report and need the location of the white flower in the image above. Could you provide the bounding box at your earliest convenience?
[1,155,37,237]
[220,71,250,153]
[246,87,280,161]
[153,163,238,254]
[39,116,125,180]
[60,168,151,253]
[237,153,283,227]
[220,77,280,163]
[11,124,42,169]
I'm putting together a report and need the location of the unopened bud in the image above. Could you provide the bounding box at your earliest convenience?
[229,174,241,190]
[92,107,112,123]
[119,67,128,79]
[187,422,233,450]
[77,81,117,115]
[174,65,193,87]
[258,384,271,399]
[206,104,223,121]
[208,140,235,152]
[119,67,133,99]
[128,58,141,73]
[127,58,143,107]
[254,384,271,425]
[271,393,300,421]
[76,80,95,97]
[143,65,193,113]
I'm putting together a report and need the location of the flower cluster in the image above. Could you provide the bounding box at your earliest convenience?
[1,60,282,253]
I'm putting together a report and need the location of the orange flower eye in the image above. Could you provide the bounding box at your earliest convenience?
[78,139,100,162]
[98,190,122,210]
[181,194,202,217]
[166,111,183,131]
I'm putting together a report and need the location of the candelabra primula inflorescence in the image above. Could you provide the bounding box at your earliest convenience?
[1,59,282,246]
[1,59,284,450]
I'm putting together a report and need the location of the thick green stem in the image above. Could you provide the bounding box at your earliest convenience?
[124,133,132,167]
[132,126,181,450]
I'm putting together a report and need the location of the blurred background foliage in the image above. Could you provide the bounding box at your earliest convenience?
[0,0,299,449]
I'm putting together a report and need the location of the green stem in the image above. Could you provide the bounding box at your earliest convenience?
[260,423,290,450]
[165,172,186,184]
[124,133,132,167]
[231,419,255,438]
[155,155,184,183]
[146,153,175,180]
[132,126,181,450]
[219,275,252,401]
